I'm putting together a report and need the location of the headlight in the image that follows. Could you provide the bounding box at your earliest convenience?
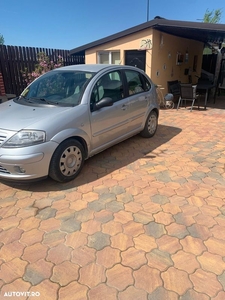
[3,130,46,148]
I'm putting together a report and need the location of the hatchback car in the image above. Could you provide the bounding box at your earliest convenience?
[0,64,159,182]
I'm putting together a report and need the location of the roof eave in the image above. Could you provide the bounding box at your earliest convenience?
[69,18,225,55]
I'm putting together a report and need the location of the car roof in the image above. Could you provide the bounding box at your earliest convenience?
[54,64,141,73]
[55,64,121,73]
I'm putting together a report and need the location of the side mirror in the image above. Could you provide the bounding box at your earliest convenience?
[94,97,113,110]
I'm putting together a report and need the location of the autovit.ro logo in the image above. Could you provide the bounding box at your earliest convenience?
[3,291,40,297]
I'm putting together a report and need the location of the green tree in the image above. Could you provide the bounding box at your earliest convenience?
[0,33,4,45]
[203,8,222,23]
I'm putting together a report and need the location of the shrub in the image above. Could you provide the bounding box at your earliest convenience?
[22,52,63,85]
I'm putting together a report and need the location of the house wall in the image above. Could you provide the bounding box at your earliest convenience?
[85,28,154,75]
[85,28,204,95]
[151,30,204,94]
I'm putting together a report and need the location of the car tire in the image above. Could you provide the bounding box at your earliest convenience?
[140,110,158,138]
[49,139,85,183]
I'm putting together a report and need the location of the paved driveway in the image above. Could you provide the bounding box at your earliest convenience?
[0,101,225,300]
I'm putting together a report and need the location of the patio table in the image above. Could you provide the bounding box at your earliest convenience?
[197,82,215,110]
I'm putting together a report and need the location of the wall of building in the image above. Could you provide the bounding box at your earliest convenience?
[151,30,204,94]
[85,28,204,95]
[85,28,154,74]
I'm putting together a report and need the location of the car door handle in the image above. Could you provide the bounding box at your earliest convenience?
[121,104,128,110]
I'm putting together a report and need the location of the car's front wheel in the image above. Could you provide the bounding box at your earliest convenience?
[140,110,158,138]
[49,139,85,182]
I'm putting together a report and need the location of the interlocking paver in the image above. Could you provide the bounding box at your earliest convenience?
[148,287,178,300]
[146,248,173,271]
[88,231,111,250]
[30,279,59,300]
[65,231,88,249]
[212,291,225,300]
[1,103,225,298]
[51,260,79,286]
[101,220,123,235]
[133,233,157,252]
[106,264,133,291]
[71,245,96,267]
[153,211,174,225]
[134,265,162,294]
[79,262,106,288]
[180,289,210,300]
[96,246,121,268]
[46,243,72,264]
[0,258,27,283]
[145,221,166,238]
[171,250,200,273]
[121,247,147,269]
[161,267,192,295]
[111,232,133,251]
[88,283,118,300]
[180,236,206,255]
[118,286,148,300]
[166,222,189,238]
[22,243,49,263]
[20,228,44,246]
[190,269,223,298]
[0,227,23,245]
[23,259,53,285]
[122,220,145,236]
[197,251,225,275]
[0,241,25,262]
[156,234,182,254]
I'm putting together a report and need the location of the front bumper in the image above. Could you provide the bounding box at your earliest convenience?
[0,141,58,180]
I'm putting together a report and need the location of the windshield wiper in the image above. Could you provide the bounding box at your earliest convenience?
[18,95,34,103]
[29,97,58,105]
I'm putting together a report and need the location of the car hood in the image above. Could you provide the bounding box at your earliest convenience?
[0,100,71,131]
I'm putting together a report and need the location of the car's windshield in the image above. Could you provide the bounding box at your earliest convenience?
[20,70,96,106]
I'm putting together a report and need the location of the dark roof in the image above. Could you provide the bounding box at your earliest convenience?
[69,17,225,55]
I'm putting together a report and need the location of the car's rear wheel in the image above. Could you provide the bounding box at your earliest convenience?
[49,139,85,182]
[140,110,158,138]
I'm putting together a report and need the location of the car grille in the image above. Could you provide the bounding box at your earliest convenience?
[0,165,10,174]
[0,131,8,146]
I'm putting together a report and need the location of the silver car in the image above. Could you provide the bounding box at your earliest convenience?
[0,64,159,182]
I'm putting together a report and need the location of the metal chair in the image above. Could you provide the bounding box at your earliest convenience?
[177,84,199,112]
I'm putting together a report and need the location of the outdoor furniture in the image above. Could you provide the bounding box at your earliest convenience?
[177,84,199,112]
[196,81,216,109]
[167,80,180,102]
[218,78,225,96]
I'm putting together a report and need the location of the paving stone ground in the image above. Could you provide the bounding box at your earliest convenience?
[0,97,225,300]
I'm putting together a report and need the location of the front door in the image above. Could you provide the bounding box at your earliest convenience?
[89,70,131,151]
[125,50,146,71]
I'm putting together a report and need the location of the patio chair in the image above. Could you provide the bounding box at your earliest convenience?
[167,80,180,102]
[177,84,199,112]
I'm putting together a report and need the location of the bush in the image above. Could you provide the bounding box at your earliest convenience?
[22,52,63,85]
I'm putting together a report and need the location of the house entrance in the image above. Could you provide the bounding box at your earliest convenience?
[125,50,146,71]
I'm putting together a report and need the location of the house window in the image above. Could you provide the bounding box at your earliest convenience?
[98,51,120,64]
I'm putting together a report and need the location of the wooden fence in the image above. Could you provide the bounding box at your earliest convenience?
[0,45,85,96]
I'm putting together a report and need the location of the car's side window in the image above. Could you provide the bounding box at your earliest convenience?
[142,74,151,91]
[90,71,124,111]
[125,70,145,95]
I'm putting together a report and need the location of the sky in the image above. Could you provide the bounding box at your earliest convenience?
[1,0,225,51]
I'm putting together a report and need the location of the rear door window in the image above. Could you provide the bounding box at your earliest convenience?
[124,70,145,96]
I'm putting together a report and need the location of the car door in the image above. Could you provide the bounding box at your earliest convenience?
[89,70,131,151]
[124,69,150,131]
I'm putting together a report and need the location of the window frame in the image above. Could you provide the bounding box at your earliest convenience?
[90,70,125,111]
[123,69,151,97]
[97,51,121,64]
